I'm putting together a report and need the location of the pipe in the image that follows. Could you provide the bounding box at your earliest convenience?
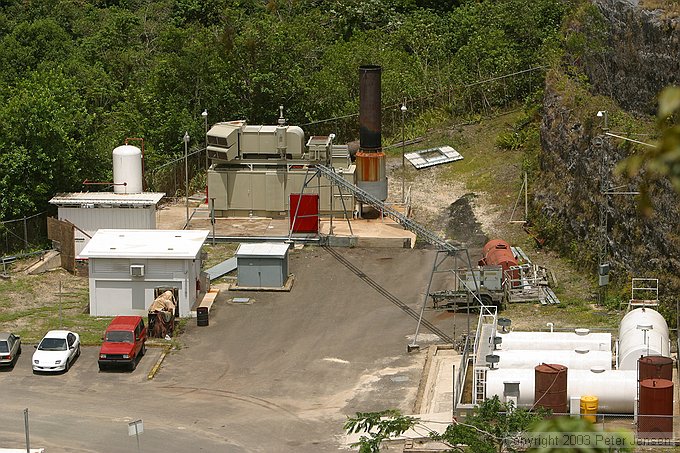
[359,65,382,152]
[546,322,554,332]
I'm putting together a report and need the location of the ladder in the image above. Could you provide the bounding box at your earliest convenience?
[315,164,460,253]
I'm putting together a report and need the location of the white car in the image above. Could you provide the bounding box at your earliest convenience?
[32,330,80,373]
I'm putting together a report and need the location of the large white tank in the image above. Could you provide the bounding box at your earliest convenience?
[112,145,143,194]
[494,349,612,370]
[485,368,637,413]
[618,307,670,370]
[497,331,611,352]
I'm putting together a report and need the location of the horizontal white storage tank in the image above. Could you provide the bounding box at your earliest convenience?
[486,368,638,413]
[618,307,670,370]
[494,349,612,370]
[497,331,611,352]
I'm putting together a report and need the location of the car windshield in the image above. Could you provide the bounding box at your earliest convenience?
[38,338,67,351]
[105,331,134,343]
[0,341,8,353]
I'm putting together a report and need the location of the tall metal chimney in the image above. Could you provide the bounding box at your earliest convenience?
[356,65,388,202]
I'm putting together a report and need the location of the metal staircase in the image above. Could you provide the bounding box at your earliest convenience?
[315,164,460,253]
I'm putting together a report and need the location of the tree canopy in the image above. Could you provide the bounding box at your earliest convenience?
[0,0,567,219]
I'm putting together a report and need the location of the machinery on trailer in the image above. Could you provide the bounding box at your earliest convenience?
[430,239,560,310]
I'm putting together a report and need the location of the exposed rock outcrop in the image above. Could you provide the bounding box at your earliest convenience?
[588,0,680,115]
[535,0,680,284]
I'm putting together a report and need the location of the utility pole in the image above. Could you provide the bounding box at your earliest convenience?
[202,110,208,170]
[183,132,190,227]
[24,408,30,453]
[400,102,407,203]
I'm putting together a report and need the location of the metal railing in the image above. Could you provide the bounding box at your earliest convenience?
[315,164,460,253]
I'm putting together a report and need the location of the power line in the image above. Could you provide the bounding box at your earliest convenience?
[299,65,547,127]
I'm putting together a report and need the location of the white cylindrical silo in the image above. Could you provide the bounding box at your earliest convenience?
[494,349,612,370]
[113,145,143,194]
[618,308,670,370]
[486,368,637,413]
[497,331,611,352]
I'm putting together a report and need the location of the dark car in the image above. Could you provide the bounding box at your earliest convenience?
[0,332,21,367]
[98,316,147,371]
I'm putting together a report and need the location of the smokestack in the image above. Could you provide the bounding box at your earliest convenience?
[359,65,382,152]
[356,65,388,203]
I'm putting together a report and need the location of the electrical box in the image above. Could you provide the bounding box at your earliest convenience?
[130,264,145,277]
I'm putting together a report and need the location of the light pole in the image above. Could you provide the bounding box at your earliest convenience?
[184,131,190,226]
[400,101,407,203]
[202,109,208,170]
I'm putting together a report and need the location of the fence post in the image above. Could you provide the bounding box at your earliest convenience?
[23,216,28,249]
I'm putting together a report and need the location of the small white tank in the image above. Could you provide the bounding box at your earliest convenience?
[112,145,143,194]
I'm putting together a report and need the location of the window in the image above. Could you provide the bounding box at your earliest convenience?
[0,341,8,353]
[105,331,134,343]
[39,338,67,351]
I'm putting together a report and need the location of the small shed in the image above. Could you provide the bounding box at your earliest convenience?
[80,229,209,317]
[49,192,165,256]
[236,242,289,288]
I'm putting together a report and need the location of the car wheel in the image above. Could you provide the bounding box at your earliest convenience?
[140,342,146,357]
[18,345,21,355]
[76,345,81,358]
[129,358,137,372]
[98,364,107,372]
[64,359,70,373]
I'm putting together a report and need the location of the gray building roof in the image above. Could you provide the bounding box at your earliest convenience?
[236,242,289,259]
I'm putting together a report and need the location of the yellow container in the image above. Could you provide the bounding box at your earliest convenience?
[580,395,599,423]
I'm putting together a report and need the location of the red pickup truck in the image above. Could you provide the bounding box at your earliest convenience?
[98,316,147,371]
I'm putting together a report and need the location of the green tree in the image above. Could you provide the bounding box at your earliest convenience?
[346,397,547,453]
[0,68,94,219]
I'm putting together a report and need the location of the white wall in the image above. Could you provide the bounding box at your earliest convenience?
[59,206,156,256]
[88,257,199,317]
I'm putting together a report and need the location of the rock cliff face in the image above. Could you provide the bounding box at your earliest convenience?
[588,0,680,115]
[535,0,680,284]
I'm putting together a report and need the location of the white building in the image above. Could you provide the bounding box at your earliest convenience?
[49,192,165,256]
[79,229,209,317]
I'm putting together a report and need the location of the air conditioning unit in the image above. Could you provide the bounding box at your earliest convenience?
[130,264,145,277]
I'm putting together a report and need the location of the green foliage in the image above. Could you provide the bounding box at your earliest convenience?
[528,416,633,452]
[0,0,568,220]
[619,86,680,215]
[432,397,548,453]
[345,409,419,453]
[347,397,548,453]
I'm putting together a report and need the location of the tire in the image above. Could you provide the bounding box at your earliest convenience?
[76,345,81,358]
[129,357,137,372]
[140,342,146,357]
[480,295,493,306]
[64,359,69,373]
[98,364,107,372]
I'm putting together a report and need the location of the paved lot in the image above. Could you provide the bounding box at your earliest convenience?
[0,247,468,452]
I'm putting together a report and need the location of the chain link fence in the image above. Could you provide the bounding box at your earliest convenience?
[0,212,49,256]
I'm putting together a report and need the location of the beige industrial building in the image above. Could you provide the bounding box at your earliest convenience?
[206,120,357,218]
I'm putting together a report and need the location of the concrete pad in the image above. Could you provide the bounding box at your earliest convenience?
[25,250,61,274]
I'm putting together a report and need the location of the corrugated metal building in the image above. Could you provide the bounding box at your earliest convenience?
[236,242,289,288]
[79,229,209,317]
[49,192,165,256]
